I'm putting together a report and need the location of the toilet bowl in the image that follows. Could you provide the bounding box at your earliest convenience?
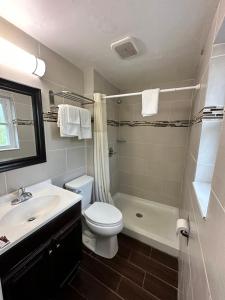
[65,175,123,258]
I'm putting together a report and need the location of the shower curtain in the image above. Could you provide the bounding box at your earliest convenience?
[93,93,113,204]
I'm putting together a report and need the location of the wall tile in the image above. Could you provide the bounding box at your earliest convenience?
[46,149,67,178]
[199,191,225,300]
[180,3,225,300]
[5,163,48,192]
[0,173,7,196]
[189,193,211,300]
[66,147,85,171]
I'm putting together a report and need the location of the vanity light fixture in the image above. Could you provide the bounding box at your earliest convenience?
[0,37,46,77]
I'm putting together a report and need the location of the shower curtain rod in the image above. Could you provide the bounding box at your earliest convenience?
[103,84,200,99]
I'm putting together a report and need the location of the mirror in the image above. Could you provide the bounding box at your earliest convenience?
[0,78,46,172]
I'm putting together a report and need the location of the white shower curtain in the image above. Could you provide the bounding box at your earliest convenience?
[93,93,113,204]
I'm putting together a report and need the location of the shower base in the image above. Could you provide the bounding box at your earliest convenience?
[113,192,179,257]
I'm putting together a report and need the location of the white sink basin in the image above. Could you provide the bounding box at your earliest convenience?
[0,180,82,255]
[0,195,60,228]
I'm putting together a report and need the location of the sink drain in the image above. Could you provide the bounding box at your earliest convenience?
[27,216,36,222]
[136,213,143,218]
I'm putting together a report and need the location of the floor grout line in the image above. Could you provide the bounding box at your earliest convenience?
[65,243,178,300]
[79,267,125,300]
[142,271,146,288]
[115,276,123,293]
[145,272,179,291]
[87,244,178,290]
[126,258,178,289]
[131,249,179,273]
[69,282,87,299]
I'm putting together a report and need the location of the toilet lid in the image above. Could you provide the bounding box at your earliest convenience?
[84,202,122,226]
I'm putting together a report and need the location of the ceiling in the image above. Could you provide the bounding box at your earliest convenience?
[0,0,220,90]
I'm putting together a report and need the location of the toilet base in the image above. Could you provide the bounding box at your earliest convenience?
[82,229,118,259]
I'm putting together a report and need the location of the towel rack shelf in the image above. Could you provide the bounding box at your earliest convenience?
[49,90,95,107]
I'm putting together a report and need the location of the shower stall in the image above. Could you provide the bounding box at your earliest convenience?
[106,85,194,256]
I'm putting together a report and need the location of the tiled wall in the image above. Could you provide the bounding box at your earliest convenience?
[117,84,193,208]
[0,17,86,194]
[179,1,225,299]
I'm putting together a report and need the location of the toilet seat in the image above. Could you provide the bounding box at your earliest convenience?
[84,202,122,227]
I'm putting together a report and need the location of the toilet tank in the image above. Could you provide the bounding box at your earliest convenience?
[65,175,94,209]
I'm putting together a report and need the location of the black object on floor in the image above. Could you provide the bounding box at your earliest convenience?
[55,234,178,300]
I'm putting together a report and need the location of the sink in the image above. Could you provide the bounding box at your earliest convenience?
[0,180,82,255]
[0,195,60,228]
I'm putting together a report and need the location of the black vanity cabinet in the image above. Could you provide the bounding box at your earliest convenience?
[2,243,52,300]
[0,201,81,300]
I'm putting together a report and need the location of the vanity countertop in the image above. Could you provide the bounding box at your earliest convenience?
[0,180,82,256]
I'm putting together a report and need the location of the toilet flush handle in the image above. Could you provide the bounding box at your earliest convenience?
[74,189,82,194]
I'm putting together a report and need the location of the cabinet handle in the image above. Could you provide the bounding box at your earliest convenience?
[48,249,53,255]
[56,243,60,248]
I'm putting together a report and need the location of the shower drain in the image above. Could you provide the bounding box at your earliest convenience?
[136,213,143,218]
[27,216,36,222]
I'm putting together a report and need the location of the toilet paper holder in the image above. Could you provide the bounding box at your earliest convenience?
[177,216,190,245]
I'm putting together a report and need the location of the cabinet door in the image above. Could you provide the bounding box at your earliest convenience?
[51,219,82,288]
[2,244,52,300]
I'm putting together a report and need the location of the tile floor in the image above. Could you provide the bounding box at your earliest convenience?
[57,234,178,300]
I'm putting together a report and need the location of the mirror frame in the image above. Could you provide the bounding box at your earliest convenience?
[0,78,46,173]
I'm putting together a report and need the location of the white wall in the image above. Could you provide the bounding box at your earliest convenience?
[179,1,225,299]
[0,17,86,194]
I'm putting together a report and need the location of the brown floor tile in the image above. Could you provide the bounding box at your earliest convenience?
[82,252,121,291]
[130,251,178,287]
[95,253,145,286]
[82,245,93,255]
[70,268,122,300]
[54,286,85,300]
[151,248,178,271]
[144,273,177,300]
[118,234,151,257]
[58,235,179,300]
[117,239,132,259]
[118,278,158,300]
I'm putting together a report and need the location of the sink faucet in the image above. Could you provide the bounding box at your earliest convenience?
[11,187,33,205]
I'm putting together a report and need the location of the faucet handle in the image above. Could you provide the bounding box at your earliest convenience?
[18,186,25,196]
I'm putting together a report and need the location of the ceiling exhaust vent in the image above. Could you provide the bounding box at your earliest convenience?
[111,37,138,59]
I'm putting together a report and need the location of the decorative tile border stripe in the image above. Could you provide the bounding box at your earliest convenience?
[109,120,190,127]
[43,112,58,122]
[43,105,224,128]
[107,120,119,127]
[192,106,224,125]
[12,119,34,126]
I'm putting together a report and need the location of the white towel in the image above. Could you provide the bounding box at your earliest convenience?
[141,89,159,117]
[79,107,92,139]
[57,104,81,137]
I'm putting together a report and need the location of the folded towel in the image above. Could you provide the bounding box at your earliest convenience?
[79,107,92,139]
[57,104,81,137]
[66,105,80,124]
[141,89,159,117]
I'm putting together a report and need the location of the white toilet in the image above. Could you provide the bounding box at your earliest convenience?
[65,175,123,258]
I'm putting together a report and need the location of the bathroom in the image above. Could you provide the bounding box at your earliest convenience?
[0,0,225,299]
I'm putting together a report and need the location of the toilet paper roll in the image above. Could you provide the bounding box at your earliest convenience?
[176,218,189,235]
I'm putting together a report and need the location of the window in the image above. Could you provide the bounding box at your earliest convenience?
[0,95,19,151]
[193,43,225,218]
